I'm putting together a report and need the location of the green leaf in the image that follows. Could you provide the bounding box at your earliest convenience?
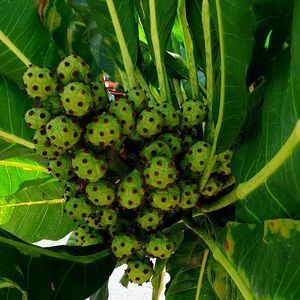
[0,229,114,300]
[211,0,255,153]
[233,49,300,222]
[0,157,49,197]
[0,76,38,160]
[217,219,300,299]
[0,181,75,242]
[90,281,109,300]
[0,0,59,85]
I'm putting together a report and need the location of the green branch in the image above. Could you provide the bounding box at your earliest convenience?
[172,78,184,106]
[195,248,209,300]
[149,0,171,102]
[106,0,137,89]
[0,235,111,264]
[183,215,254,300]
[178,0,199,99]
[0,130,34,149]
[200,119,300,213]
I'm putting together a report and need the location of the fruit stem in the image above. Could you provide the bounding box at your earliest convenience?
[178,0,199,99]
[172,78,183,106]
[195,248,209,300]
[0,130,34,149]
[183,214,254,300]
[199,119,300,213]
[135,68,157,104]
[0,30,32,66]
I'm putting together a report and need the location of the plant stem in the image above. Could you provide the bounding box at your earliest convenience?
[178,0,199,99]
[118,68,130,91]
[0,160,49,174]
[135,67,156,104]
[183,215,254,300]
[0,130,34,149]
[172,78,183,106]
[200,119,300,213]
[149,0,171,102]
[0,31,32,66]
[106,0,137,89]
[195,249,209,300]
[151,269,165,300]
[0,235,111,264]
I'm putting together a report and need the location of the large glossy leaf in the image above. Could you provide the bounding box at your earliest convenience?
[0,0,58,85]
[210,0,255,153]
[0,157,49,197]
[0,229,114,300]
[0,181,75,242]
[233,50,300,222]
[217,219,300,299]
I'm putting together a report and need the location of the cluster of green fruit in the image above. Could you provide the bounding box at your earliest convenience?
[22,55,233,284]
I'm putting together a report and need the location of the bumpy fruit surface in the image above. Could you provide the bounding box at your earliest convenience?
[72,150,107,182]
[32,129,65,159]
[184,141,211,174]
[201,177,223,197]
[64,182,77,201]
[85,113,121,149]
[127,88,147,112]
[178,181,199,209]
[158,133,182,156]
[111,234,141,258]
[181,134,195,152]
[146,233,175,259]
[154,103,179,130]
[109,99,135,135]
[97,207,118,228]
[48,154,73,180]
[86,180,115,206]
[74,224,103,246]
[46,115,81,149]
[144,156,177,189]
[91,81,108,111]
[149,185,180,211]
[24,107,51,129]
[64,195,93,221]
[126,259,154,284]
[141,140,173,162]
[23,66,58,100]
[137,207,164,231]
[136,109,163,138]
[56,55,92,85]
[60,82,94,116]
[117,170,145,209]
[181,99,207,129]
[214,149,233,175]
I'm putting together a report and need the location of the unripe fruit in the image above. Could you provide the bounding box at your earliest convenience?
[86,180,115,206]
[146,233,175,259]
[74,224,103,246]
[48,154,74,180]
[91,81,108,111]
[137,207,164,231]
[111,234,141,258]
[201,177,223,197]
[154,103,180,130]
[158,133,182,156]
[64,195,93,221]
[24,107,51,129]
[214,149,233,175]
[141,140,173,162]
[181,99,207,129]
[126,259,154,284]
[127,88,147,112]
[178,181,199,209]
[149,185,180,211]
[136,109,163,138]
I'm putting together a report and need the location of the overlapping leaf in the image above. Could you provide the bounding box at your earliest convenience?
[0,181,75,242]
[0,0,58,85]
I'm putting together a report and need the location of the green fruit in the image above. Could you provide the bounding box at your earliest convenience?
[48,154,74,180]
[60,82,94,117]
[64,195,93,222]
[181,134,195,152]
[74,224,103,246]
[184,141,211,175]
[97,207,118,228]
[137,207,164,231]
[178,181,199,209]
[181,99,207,129]
[213,149,233,175]
[57,55,92,85]
[144,156,177,189]
[23,65,58,100]
[136,109,163,138]
[86,180,115,206]
[126,258,154,284]
[146,233,175,259]
[117,170,145,209]
[109,99,135,135]
[85,113,121,149]
[140,140,173,162]
[32,129,65,160]
[158,133,182,156]
[46,115,81,149]
[91,81,108,111]
[201,177,223,197]
[154,103,180,130]
[149,185,180,211]
[64,182,78,201]
[24,107,51,129]
[111,234,141,258]
[127,88,147,112]
[72,150,107,182]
